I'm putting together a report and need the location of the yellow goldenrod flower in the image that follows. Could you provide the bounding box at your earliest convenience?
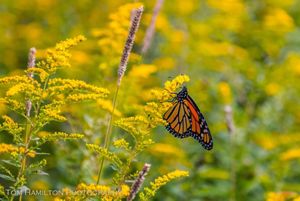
[117,184,130,198]
[86,144,123,168]
[129,64,158,79]
[0,75,32,85]
[0,143,19,154]
[93,3,143,74]
[266,192,297,201]
[66,93,105,102]
[37,35,86,73]
[26,150,36,158]
[164,74,190,94]
[6,82,41,98]
[263,8,295,33]
[0,115,24,136]
[97,98,122,117]
[265,83,281,96]
[42,106,67,122]
[218,82,232,104]
[154,57,175,70]
[285,54,300,76]
[40,132,84,141]
[113,139,130,150]
[150,143,185,158]
[0,143,35,157]
[75,183,129,200]
[47,78,109,96]
[25,67,49,82]
[280,148,300,161]
[139,170,189,201]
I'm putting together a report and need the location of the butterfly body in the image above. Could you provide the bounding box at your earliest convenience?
[163,86,213,150]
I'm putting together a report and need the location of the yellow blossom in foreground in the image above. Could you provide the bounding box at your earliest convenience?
[37,35,86,73]
[151,74,190,102]
[164,74,190,93]
[0,115,24,135]
[139,170,189,201]
[25,67,49,82]
[113,139,130,150]
[41,132,84,141]
[47,78,109,96]
[0,143,35,157]
[0,143,19,154]
[280,148,300,161]
[75,183,129,200]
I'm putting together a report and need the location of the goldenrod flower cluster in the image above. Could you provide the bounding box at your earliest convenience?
[40,132,84,141]
[0,36,111,200]
[86,144,123,168]
[75,183,129,201]
[266,192,299,201]
[37,35,86,73]
[0,143,35,158]
[139,170,189,201]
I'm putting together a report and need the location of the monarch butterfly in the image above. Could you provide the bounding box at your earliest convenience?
[163,86,213,150]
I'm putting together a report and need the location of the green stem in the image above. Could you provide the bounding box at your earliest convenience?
[96,86,120,184]
[17,118,32,201]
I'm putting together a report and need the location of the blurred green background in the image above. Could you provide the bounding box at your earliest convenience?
[1,0,300,200]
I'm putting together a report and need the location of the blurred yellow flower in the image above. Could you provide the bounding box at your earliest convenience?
[264,8,294,33]
[71,50,89,64]
[266,192,297,201]
[255,133,300,150]
[155,14,171,33]
[280,148,300,161]
[97,98,121,117]
[208,0,245,15]
[154,57,175,70]
[129,64,157,78]
[285,54,300,76]
[30,180,49,190]
[198,40,247,58]
[175,0,197,15]
[218,82,232,104]
[150,143,185,158]
[265,83,281,96]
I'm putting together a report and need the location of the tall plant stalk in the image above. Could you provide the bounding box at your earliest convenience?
[16,48,36,201]
[96,6,144,184]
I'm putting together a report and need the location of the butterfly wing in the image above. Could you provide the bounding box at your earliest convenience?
[183,95,213,150]
[163,101,191,138]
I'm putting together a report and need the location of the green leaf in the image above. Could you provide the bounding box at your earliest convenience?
[0,173,15,182]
